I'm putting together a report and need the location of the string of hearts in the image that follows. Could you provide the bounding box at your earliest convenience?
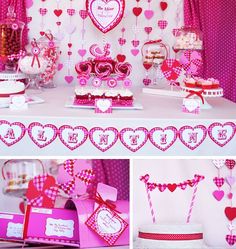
[140,174,204,192]
[0,121,235,152]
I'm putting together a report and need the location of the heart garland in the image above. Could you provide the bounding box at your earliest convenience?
[64,0,75,84]
[0,121,235,151]
[158,0,168,38]
[117,27,127,63]
[140,174,205,224]
[39,0,48,35]
[144,0,154,41]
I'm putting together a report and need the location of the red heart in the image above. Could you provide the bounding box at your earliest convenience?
[68,43,72,48]
[160,1,168,11]
[226,159,236,170]
[167,183,177,192]
[143,63,152,70]
[54,9,63,17]
[187,180,195,187]
[225,207,236,221]
[133,7,142,17]
[40,31,45,36]
[19,202,25,214]
[117,54,126,62]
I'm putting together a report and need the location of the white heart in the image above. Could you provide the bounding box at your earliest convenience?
[212,159,226,169]
[97,99,111,112]
[184,99,199,112]
[97,209,122,235]
[12,95,26,107]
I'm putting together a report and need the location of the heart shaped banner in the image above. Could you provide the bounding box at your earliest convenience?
[86,0,125,33]
[58,125,88,151]
[0,121,26,146]
[28,122,58,148]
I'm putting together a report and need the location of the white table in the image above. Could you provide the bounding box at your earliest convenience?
[0,85,236,156]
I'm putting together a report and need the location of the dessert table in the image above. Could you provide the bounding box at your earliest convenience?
[0,85,236,156]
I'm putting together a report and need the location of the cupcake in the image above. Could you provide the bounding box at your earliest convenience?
[184,77,196,88]
[201,79,212,89]
[208,78,220,89]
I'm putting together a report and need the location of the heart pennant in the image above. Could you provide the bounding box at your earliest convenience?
[89,127,119,152]
[28,122,58,148]
[58,125,88,151]
[120,127,148,152]
[86,0,125,33]
[0,121,26,146]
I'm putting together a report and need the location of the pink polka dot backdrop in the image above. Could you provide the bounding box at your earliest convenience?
[184,0,236,103]
[88,159,130,201]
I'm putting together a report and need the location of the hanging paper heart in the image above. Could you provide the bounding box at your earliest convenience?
[144,27,152,34]
[132,40,140,47]
[143,78,151,85]
[160,1,168,11]
[226,235,236,246]
[79,10,88,19]
[118,38,126,46]
[158,20,168,30]
[67,8,76,16]
[65,75,74,84]
[26,175,59,208]
[226,159,236,169]
[54,9,63,17]
[225,207,236,221]
[213,177,225,188]
[212,159,226,169]
[143,63,152,70]
[117,54,126,62]
[144,10,154,20]
[212,190,224,201]
[86,0,125,33]
[161,59,182,81]
[158,184,167,192]
[26,0,33,9]
[167,183,177,192]
[39,8,47,16]
[133,7,142,17]
[131,48,139,56]
[78,49,87,57]
[57,159,95,196]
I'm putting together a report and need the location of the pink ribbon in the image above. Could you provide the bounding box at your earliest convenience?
[186,89,205,104]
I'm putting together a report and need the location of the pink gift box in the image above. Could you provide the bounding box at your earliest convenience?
[23,206,80,247]
[0,212,24,242]
[65,199,130,248]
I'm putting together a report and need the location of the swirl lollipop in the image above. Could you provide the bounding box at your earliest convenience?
[94,61,113,79]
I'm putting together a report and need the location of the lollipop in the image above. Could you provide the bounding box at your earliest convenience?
[75,60,92,77]
[114,62,132,79]
[161,59,182,81]
[94,61,113,79]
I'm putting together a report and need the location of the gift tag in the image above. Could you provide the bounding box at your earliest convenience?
[182,98,200,114]
[95,99,112,113]
[10,95,28,110]
[86,204,128,246]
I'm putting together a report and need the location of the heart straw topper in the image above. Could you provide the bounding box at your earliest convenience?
[140,174,205,223]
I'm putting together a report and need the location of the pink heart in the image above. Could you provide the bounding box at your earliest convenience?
[149,126,178,151]
[226,176,236,186]
[28,122,58,148]
[118,38,126,46]
[0,120,26,146]
[144,10,154,20]
[228,193,233,199]
[39,8,47,16]
[143,78,151,85]
[79,10,88,19]
[78,49,87,57]
[144,27,152,34]
[179,125,207,150]
[226,235,236,246]
[132,40,140,48]
[58,125,88,151]
[172,28,181,37]
[89,127,119,152]
[213,190,224,201]
[57,63,63,71]
[65,75,74,84]
[67,8,76,16]
[26,0,33,9]
[131,49,139,56]
[158,184,167,192]
[213,177,225,188]
[158,20,168,30]
[120,127,149,152]
[208,122,235,147]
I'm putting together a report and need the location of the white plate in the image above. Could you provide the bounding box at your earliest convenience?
[0,95,44,109]
[65,97,143,110]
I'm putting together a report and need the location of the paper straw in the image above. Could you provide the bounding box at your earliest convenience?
[145,183,156,223]
[186,182,198,223]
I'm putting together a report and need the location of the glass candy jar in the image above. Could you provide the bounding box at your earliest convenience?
[0,5,25,71]
[2,159,45,197]
[174,27,203,50]
[142,40,168,84]
[37,31,60,88]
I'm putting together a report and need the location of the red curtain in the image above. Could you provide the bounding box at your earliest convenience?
[184,0,236,102]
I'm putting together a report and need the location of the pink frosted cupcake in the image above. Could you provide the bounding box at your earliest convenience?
[183,77,196,88]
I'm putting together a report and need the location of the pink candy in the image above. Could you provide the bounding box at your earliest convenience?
[94,61,113,79]
[75,60,93,76]
[114,62,132,79]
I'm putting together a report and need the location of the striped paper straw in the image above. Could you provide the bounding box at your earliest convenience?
[146,184,156,223]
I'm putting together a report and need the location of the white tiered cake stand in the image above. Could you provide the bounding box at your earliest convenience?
[181,86,224,109]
